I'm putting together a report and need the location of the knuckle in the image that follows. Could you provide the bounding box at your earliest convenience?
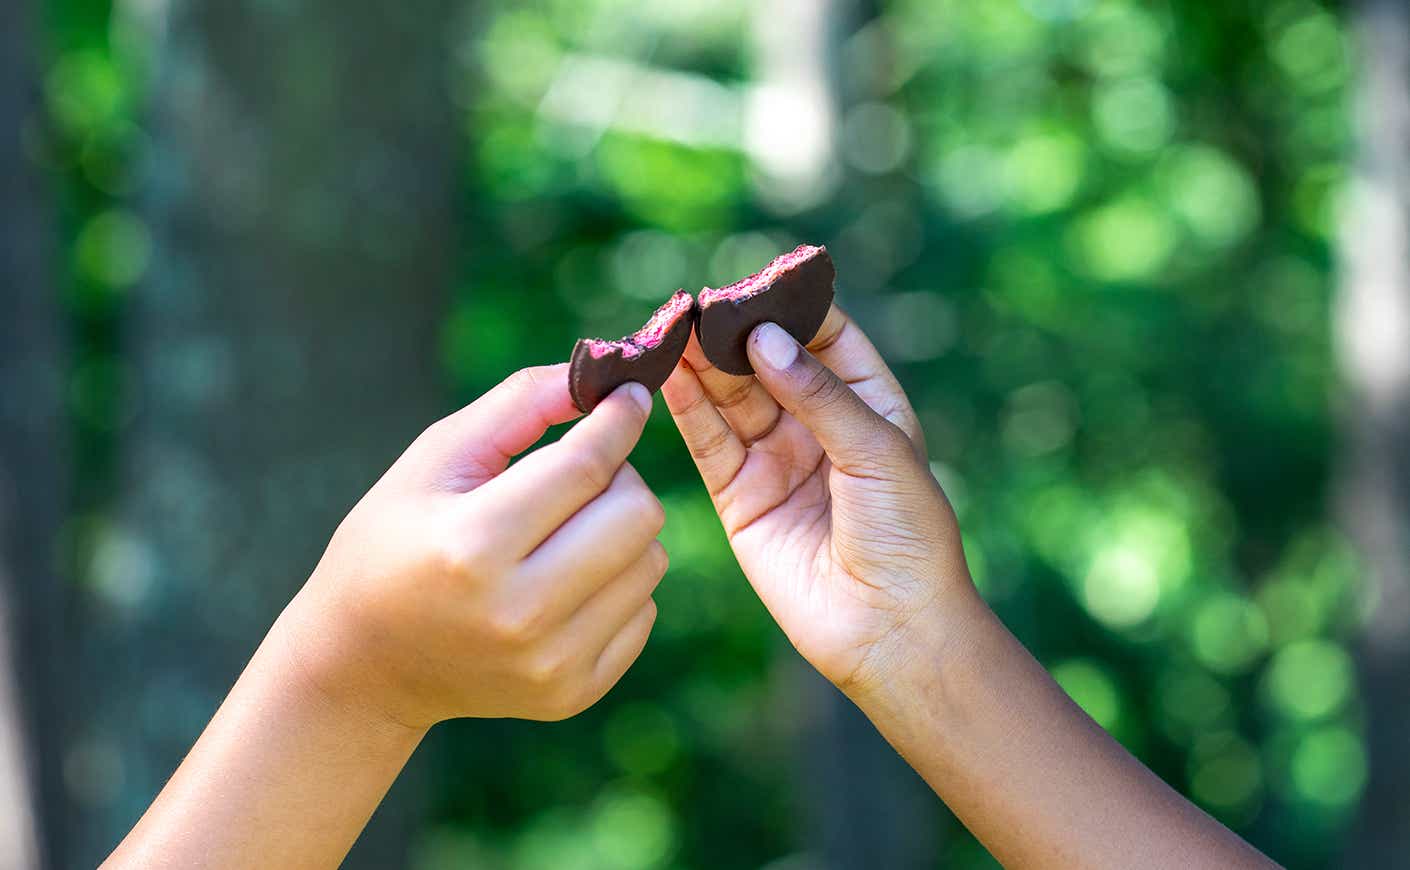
[487,601,546,643]
[542,684,590,721]
[434,539,477,579]
[646,541,669,579]
[885,410,926,456]
[675,388,715,419]
[530,696,575,722]
[505,366,544,394]
[564,447,616,494]
[715,378,754,409]
[523,649,568,686]
[435,525,498,582]
[630,599,659,642]
[418,415,451,445]
[693,424,734,459]
[633,490,667,536]
[874,421,913,456]
[845,422,918,477]
[885,424,927,467]
[797,365,845,410]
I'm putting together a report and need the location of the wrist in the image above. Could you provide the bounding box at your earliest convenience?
[842,578,998,729]
[268,595,432,742]
[108,601,428,869]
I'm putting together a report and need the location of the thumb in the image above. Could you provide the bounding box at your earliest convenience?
[747,322,915,476]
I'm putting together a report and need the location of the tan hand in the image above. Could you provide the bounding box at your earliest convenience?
[662,307,972,695]
[282,365,665,728]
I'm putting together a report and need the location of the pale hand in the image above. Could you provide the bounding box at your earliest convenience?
[281,365,666,729]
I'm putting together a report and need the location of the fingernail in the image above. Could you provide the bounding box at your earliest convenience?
[625,382,653,413]
[753,322,799,371]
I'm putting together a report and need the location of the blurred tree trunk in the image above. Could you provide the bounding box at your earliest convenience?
[0,1,67,867]
[1339,0,1410,863]
[68,1,456,865]
[753,1,939,867]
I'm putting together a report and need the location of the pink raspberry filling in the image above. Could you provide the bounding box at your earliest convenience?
[699,245,822,307]
[585,338,643,359]
[585,289,695,358]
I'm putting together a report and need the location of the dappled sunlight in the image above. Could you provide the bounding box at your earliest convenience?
[31,0,1378,866]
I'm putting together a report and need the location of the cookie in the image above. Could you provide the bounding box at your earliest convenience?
[696,244,835,376]
[569,289,697,413]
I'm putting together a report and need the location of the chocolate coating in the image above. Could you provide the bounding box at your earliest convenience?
[569,295,697,413]
[696,247,835,376]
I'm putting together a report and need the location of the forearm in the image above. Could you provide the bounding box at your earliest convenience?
[101,368,659,867]
[103,601,426,869]
[852,587,1277,870]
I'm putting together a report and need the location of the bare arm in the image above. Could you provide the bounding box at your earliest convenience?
[858,593,1273,869]
[662,307,1277,869]
[105,367,666,868]
[102,619,425,869]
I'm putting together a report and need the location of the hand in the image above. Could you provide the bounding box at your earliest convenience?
[279,364,666,729]
[663,310,1282,870]
[662,307,973,697]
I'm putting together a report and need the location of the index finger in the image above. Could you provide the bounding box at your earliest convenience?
[463,382,654,556]
[415,363,583,490]
[805,305,925,449]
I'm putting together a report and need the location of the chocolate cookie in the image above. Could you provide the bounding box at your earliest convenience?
[696,244,835,376]
[569,289,697,413]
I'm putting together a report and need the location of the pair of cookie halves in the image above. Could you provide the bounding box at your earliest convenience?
[568,245,836,412]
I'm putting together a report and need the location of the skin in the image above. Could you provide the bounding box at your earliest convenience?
[104,366,666,869]
[659,306,1280,870]
[105,309,1282,869]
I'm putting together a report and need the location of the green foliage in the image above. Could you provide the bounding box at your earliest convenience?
[448,0,1357,866]
[40,0,153,574]
[43,0,1360,867]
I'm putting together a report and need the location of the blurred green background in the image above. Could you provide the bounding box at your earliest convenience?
[13,0,1395,867]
